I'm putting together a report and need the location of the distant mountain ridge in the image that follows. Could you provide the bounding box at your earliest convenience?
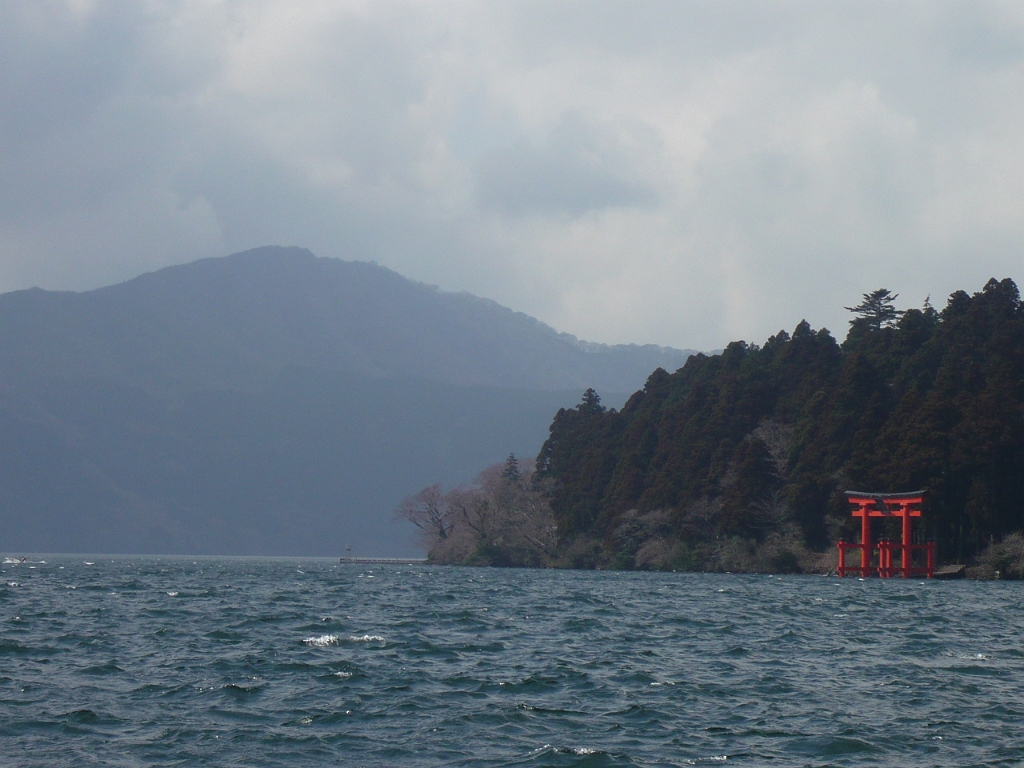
[0,247,695,556]
[0,246,693,398]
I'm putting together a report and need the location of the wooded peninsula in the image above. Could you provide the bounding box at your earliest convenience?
[399,278,1024,577]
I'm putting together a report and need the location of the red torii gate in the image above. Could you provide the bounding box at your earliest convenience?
[837,490,934,578]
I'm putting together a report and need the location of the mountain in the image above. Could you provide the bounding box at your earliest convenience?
[0,246,691,397]
[0,247,695,556]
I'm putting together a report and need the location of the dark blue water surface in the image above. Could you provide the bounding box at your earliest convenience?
[2,557,1023,767]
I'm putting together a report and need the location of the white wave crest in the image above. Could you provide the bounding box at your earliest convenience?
[349,634,386,642]
[950,652,990,661]
[304,634,341,647]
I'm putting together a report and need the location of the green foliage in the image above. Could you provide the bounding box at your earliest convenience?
[502,453,522,483]
[538,278,1024,569]
[720,438,778,539]
[845,288,904,335]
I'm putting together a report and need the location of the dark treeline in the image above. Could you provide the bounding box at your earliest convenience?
[403,278,1024,572]
[533,278,1024,572]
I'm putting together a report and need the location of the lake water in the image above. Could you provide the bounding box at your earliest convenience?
[2,557,1022,767]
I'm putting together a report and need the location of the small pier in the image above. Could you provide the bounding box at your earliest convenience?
[338,557,428,565]
[932,564,966,580]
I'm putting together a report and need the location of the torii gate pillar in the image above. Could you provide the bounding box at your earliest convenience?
[837,491,934,578]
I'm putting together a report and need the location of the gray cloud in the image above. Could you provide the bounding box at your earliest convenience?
[1,1,1023,351]
[474,113,658,217]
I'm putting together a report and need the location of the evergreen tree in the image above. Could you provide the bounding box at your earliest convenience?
[719,438,778,539]
[502,453,521,483]
[845,289,904,332]
[579,388,604,414]
[535,278,1024,570]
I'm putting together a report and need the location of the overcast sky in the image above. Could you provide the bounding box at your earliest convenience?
[2,1,1022,350]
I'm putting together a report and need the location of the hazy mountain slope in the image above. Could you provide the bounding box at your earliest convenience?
[0,370,582,556]
[0,247,693,555]
[0,246,693,396]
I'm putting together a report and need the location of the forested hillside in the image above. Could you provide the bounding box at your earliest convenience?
[535,279,1024,571]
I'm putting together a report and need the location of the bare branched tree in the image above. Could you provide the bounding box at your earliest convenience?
[398,457,558,566]
[752,418,793,479]
[753,487,793,532]
[394,484,453,549]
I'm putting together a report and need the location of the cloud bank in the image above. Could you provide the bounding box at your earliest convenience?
[1,1,1023,349]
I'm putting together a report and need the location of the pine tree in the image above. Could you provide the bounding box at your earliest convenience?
[502,453,521,483]
[528,279,1024,569]
[579,388,604,414]
[845,289,904,331]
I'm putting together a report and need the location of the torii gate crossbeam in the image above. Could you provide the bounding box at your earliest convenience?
[837,491,934,578]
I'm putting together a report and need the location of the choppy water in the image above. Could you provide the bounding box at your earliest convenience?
[2,558,1023,767]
